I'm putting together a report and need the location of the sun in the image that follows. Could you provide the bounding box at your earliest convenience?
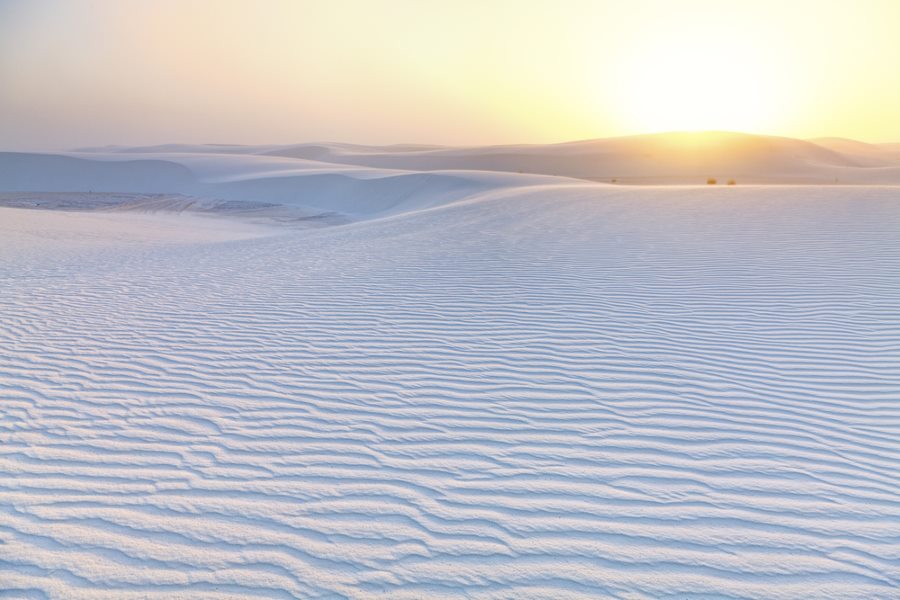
[610,25,781,134]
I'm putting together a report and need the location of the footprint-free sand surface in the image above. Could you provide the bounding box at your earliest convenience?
[2,141,900,599]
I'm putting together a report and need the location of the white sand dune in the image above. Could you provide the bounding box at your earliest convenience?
[0,153,195,193]
[2,141,900,599]
[70,131,900,184]
[4,133,900,221]
[259,132,900,183]
[810,138,900,166]
[0,150,582,220]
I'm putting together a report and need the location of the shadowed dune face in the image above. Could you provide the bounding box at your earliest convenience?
[0,153,195,193]
[0,150,581,221]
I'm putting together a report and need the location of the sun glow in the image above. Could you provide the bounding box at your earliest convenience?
[610,24,783,134]
[3,0,900,148]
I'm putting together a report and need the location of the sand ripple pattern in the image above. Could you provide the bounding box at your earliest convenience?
[2,186,900,599]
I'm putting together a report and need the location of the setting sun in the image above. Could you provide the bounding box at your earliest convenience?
[611,25,781,133]
[3,0,900,148]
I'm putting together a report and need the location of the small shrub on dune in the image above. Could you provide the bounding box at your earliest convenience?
[707,177,717,185]
[727,179,736,185]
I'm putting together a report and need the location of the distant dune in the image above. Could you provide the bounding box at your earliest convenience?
[2,132,900,222]
[61,131,900,184]
[261,131,875,182]
[811,137,900,165]
[0,152,195,193]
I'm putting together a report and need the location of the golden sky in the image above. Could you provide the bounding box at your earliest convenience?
[2,0,899,149]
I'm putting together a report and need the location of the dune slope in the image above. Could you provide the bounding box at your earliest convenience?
[2,183,899,599]
[69,131,900,184]
[0,151,580,220]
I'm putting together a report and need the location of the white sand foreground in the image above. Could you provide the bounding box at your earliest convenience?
[1,175,900,599]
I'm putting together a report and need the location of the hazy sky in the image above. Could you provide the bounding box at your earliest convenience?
[2,0,900,150]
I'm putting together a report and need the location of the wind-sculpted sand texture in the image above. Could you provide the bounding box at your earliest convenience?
[2,184,900,599]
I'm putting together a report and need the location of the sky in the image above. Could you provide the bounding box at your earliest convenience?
[1,0,899,150]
